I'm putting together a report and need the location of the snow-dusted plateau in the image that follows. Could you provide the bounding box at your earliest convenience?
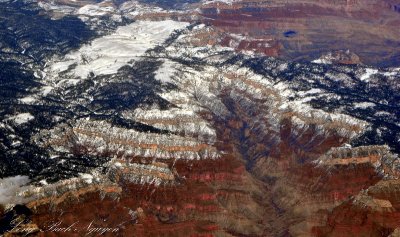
[0,0,400,236]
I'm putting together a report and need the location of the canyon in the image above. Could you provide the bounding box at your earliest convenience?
[0,0,400,236]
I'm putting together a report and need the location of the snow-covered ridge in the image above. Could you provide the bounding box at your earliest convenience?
[316,145,400,179]
[109,161,176,186]
[0,159,177,206]
[36,118,220,160]
[124,108,217,142]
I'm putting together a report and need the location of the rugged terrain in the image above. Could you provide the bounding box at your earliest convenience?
[0,0,400,236]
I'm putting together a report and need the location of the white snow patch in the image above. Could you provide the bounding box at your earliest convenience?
[19,96,37,104]
[354,102,375,109]
[0,176,30,205]
[360,68,378,81]
[77,5,115,16]
[119,1,173,18]
[312,58,332,64]
[297,88,323,96]
[114,162,123,167]
[41,86,53,96]
[79,173,94,184]
[375,111,391,116]
[9,113,35,125]
[382,71,398,77]
[155,60,178,83]
[11,141,21,147]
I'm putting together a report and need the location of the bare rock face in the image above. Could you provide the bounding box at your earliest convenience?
[0,1,400,237]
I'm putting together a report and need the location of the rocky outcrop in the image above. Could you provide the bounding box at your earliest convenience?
[313,50,362,65]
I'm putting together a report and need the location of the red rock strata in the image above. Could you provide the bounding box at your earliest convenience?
[27,156,269,237]
[16,89,400,237]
